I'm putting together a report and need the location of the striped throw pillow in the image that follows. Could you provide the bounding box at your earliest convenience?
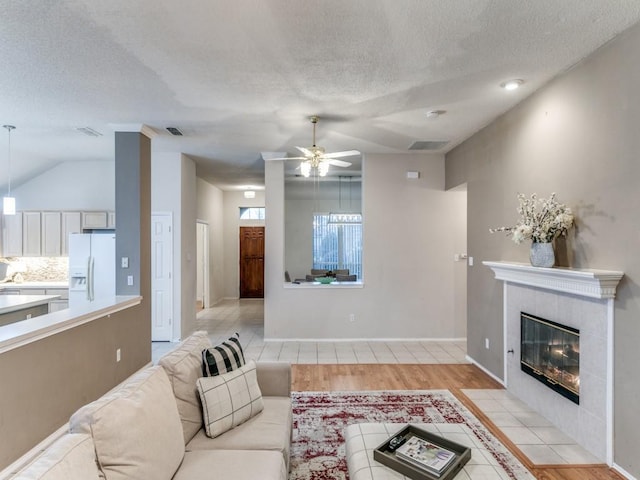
[202,333,246,377]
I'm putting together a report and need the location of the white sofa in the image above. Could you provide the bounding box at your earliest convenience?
[10,331,292,480]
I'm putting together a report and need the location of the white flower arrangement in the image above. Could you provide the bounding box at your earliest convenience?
[490,193,574,244]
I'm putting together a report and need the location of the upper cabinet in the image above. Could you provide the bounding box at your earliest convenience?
[0,210,113,258]
[61,212,82,256]
[22,212,42,257]
[82,211,108,230]
[41,211,62,257]
[1,213,23,257]
[108,211,116,229]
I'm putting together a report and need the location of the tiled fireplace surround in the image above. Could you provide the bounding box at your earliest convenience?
[484,261,624,465]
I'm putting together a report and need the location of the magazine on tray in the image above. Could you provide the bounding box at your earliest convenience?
[395,435,456,475]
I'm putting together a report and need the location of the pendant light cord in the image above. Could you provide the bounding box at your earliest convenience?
[3,125,15,197]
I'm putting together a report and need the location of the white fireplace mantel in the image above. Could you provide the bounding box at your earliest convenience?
[483,260,625,465]
[483,261,624,299]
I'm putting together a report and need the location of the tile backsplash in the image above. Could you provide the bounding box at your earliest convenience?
[0,257,69,282]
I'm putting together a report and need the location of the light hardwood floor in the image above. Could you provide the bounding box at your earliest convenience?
[292,364,626,480]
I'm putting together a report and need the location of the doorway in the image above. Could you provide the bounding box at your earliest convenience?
[151,213,173,342]
[239,226,264,298]
[196,221,210,310]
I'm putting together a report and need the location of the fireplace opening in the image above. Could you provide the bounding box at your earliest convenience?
[520,312,579,404]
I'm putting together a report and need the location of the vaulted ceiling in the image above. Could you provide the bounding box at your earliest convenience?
[2,1,640,190]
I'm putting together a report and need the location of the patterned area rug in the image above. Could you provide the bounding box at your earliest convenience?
[289,390,533,480]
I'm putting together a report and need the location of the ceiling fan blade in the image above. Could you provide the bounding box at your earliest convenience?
[322,150,360,159]
[325,159,352,167]
[296,146,314,157]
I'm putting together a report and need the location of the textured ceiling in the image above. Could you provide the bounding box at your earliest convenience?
[2,1,640,190]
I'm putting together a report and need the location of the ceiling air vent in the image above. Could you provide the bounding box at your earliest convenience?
[166,127,183,136]
[408,140,449,151]
[76,127,103,137]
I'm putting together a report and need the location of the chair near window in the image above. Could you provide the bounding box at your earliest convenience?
[336,274,357,282]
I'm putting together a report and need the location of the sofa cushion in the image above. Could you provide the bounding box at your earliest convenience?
[187,396,292,469]
[12,434,100,480]
[197,359,264,438]
[69,366,184,480]
[202,332,245,377]
[173,450,287,480]
[158,330,212,444]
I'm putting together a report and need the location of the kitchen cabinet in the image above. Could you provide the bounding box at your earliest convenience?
[41,211,62,256]
[1,213,23,257]
[22,212,42,256]
[61,211,82,255]
[48,300,68,312]
[82,211,108,229]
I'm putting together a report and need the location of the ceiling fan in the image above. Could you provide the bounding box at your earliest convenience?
[266,116,360,177]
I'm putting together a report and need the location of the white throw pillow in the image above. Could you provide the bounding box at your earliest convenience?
[197,360,264,438]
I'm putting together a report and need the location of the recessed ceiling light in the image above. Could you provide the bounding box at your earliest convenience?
[501,79,524,91]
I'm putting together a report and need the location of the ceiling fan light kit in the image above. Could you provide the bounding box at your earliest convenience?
[264,116,359,178]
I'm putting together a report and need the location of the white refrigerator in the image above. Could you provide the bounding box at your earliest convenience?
[68,233,116,307]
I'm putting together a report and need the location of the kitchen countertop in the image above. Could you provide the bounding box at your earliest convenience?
[0,282,69,290]
[0,295,142,354]
[0,295,62,316]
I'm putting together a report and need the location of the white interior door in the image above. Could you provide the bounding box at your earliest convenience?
[151,213,173,342]
[196,221,210,310]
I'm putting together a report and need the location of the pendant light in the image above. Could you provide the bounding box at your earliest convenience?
[3,125,16,216]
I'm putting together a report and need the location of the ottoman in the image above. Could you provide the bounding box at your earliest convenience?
[344,422,528,480]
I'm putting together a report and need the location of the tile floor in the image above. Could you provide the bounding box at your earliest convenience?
[462,389,600,465]
[151,299,468,365]
[151,299,601,466]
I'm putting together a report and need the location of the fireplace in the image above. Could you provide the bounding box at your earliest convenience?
[520,312,580,404]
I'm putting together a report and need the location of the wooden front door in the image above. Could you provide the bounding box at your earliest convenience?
[239,227,264,298]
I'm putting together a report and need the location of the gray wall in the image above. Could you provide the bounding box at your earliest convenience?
[151,152,197,340]
[266,153,467,339]
[196,178,225,306]
[445,21,640,476]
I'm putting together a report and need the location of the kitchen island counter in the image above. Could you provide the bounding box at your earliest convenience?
[0,295,61,327]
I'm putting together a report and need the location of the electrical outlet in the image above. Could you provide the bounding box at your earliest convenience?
[485,338,490,349]
[468,256,474,266]
[121,257,129,268]
[349,314,356,322]
[127,275,134,286]
[116,348,121,362]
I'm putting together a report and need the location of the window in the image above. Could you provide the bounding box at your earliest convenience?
[312,213,362,279]
[239,207,265,220]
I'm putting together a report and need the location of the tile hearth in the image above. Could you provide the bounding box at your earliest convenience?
[463,389,600,465]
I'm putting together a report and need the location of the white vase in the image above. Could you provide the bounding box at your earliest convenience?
[530,242,555,267]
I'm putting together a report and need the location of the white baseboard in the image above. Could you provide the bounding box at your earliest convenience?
[465,355,505,386]
[613,463,637,480]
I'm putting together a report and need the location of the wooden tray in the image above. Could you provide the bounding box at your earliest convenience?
[373,424,471,480]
